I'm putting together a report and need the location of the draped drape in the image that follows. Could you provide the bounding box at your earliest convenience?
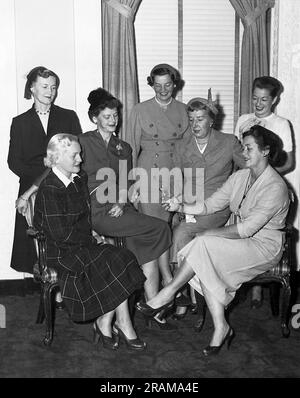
[230,0,275,115]
[101,0,142,140]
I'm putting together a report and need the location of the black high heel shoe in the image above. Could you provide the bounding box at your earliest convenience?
[203,327,235,357]
[112,324,146,351]
[93,322,119,350]
[135,301,173,318]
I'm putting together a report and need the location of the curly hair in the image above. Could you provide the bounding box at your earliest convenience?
[44,133,79,168]
[252,76,283,99]
[87,87,122,123]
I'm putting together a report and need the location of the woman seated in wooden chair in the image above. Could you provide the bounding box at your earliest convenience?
[136,125,290,356]
[34,133,146,351]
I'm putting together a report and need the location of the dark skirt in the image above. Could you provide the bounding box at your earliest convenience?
[91,204,172,265]
[10,181,37,274]
[58,243,145,322]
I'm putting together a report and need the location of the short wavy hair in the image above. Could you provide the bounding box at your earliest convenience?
[44,133,79,168]
[147,64,181,87]
[242,125,283,166]
[24,66,60,99]
[252,76,283,99]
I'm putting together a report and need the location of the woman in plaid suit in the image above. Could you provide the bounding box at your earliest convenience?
[34,133,146,351]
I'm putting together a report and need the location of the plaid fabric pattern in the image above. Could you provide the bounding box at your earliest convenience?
[33,170,145,322]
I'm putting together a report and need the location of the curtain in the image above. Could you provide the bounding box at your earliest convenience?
[230,0,275,115]
[102,0,142,140]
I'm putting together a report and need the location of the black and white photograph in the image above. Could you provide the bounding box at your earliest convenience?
[0,0,299,381]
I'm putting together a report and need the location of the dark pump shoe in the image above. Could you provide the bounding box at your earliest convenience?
[203,327,235,357]
[112,324,146,351]
[93,322,119,350]
[135,301,173,318]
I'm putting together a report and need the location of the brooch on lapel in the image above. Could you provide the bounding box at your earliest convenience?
[116,142,123,155]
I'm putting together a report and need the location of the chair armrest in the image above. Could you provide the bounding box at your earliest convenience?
[26,227,47,275]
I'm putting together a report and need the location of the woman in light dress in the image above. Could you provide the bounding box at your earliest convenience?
[136,125,289,356]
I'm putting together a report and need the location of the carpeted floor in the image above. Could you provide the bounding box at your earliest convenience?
[0,287,299,379]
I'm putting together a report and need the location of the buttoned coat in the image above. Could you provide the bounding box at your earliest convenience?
[126,97,190,220]
[173,128,245,201]
[170,129,245,261]
[8,104,82,273]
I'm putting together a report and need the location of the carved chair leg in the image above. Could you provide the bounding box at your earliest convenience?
[194,291,206,333]
[269,283,280,317]
[42,282,58,346]
[36,286,45,324]
[280,277,291,338]
[128,288,142,319]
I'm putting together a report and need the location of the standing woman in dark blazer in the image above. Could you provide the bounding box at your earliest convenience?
[8,66,82,274]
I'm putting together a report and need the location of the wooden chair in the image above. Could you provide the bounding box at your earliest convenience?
[25,194,125,346]
[193,223,295,338]
[169,205,295,338]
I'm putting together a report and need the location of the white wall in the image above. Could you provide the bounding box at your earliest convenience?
[0,0,101,280]
[271,0,300,269]
[0,0,20,280]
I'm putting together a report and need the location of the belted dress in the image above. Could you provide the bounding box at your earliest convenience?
[127,97,190,221]
[78,131,172,266]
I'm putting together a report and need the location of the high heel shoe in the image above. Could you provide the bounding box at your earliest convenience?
[135,300,173,318]
[203,327,235,357]
[112,324,146,351]
[93,322,119,350]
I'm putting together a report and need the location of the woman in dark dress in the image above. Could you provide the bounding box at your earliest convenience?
[79,88,174,329]
[34,133,146,351]
[8,66,82,274]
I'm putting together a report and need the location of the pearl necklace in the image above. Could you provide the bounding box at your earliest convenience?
[35,108,50,115]
[155,96,172,108]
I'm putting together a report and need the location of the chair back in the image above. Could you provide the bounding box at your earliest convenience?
[25,193,48,276]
